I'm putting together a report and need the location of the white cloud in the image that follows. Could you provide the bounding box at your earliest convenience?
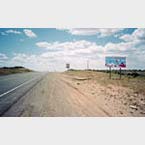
[60,28,124,37]
[120,34,133,42]
[0,53,8,62]
[36,42,51,48]
[133,28,145,39]
[96,29,124,37]
[6,29,21,34]
[120,28,145,42]
[0,30,21,36]
[36,40,97,51]
[23,29,37,38]
[36,39,136,56]
[11,53,65,71]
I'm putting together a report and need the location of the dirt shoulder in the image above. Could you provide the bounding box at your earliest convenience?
[62,70,145,117]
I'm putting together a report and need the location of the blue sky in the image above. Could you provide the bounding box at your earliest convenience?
[0,28,145,71]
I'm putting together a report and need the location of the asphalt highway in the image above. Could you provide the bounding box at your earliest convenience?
[0,72,45,116]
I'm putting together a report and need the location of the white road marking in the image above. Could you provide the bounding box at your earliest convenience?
[0,76,40,98]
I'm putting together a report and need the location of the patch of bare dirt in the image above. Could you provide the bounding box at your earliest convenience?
[62,71,145,116]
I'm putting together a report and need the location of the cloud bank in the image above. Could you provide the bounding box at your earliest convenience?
[1,28,145,71]
[58,28,124,37]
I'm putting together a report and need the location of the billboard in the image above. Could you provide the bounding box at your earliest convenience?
[105,56,126,68]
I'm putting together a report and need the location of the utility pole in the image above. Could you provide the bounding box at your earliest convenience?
[87,60,89,70]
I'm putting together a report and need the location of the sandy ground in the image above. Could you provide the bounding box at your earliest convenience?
[62,71,145,117]
[3,71,145,117]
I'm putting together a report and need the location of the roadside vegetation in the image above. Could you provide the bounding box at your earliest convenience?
[0,66,33,75]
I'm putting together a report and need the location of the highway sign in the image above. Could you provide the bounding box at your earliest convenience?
[66,63,70,69]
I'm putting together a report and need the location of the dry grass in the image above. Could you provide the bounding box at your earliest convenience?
[65,70,145,95]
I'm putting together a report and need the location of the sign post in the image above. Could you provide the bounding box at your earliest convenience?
[105,56,126,79]
[119,67,121,79]
[109,66,112,79]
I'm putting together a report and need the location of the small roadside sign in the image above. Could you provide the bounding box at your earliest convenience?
[66,63,70,70]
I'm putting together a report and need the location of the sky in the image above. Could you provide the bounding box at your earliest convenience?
[0,28,145,71]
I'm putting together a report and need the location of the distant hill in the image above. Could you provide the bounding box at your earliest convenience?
[0,66,33,75]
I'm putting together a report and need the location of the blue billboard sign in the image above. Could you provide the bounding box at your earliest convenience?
[105,56,126,68]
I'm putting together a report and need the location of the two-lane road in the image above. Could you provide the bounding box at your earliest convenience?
[0,72,45,116]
